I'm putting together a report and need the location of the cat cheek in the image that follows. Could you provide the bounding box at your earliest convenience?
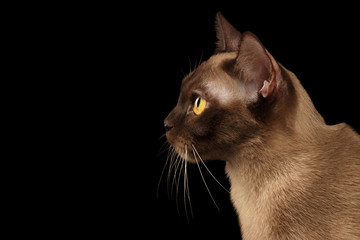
[190,120,216,141]
[192,126,210,139]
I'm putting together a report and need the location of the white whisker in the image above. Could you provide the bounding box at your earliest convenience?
[185,157,194,218]
[192,147,220,211]
[167,147,177,198]
[192,144,229,193]
[174,157,184,215]
[158,143,195,220]
[171,153,182,198]
[183,146,193,222]
[156,143,171,198]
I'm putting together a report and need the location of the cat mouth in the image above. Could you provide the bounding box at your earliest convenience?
[166,133,203,163]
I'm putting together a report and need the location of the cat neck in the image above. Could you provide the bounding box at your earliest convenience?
[283,65,328,135]
[225,65,342,185]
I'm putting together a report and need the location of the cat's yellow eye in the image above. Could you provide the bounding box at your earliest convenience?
[193,97,207,115]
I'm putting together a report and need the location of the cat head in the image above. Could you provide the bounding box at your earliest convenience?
[164,12,291,162]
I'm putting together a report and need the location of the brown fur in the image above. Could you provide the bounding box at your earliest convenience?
[164,12,360,239]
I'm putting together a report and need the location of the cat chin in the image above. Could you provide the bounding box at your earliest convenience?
[168,140,201,163]
[167,135,223,163]
[171,143,195,163]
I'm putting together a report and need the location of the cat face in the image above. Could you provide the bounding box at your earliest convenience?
[164,53,260,162]
[164,13,286,162]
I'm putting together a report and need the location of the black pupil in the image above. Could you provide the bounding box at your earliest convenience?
[196,98,201,108]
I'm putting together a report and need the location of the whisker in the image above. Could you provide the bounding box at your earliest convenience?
[171,153,182,197]
[183,146,193,222]
[194,50,204,69]
[177,64,186,78]
[156,140,170,157]
[192,144,229,193]
[156,144,171,198]
[188,56,192,73]
[157,144,195,220]
[192,147,220,211]
[158,133,167,140]
[167,147,177,198]
[194,56,198,71]
[183,158,189,222]
[174,157,184,215]
[185,147,194,218]
[198,50,204,68]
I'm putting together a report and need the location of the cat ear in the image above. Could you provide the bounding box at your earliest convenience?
[215,12,242,53]
[235,32,283,100]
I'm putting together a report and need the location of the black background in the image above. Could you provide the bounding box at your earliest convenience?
[50,3,360,239]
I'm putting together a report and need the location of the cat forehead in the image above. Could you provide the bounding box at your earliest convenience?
[182,52,237,83]
[181,52,239,104]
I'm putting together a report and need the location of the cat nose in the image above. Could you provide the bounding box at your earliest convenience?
[164,121,174,132]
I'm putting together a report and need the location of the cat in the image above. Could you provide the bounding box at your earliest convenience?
[164,12,360,240]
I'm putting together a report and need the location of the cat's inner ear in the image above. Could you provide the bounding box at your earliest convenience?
[215,12,242,53]
[235,32,282,100]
